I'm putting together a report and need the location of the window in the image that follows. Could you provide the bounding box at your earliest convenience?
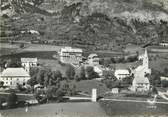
[6,78,8,80]
[10,82,12,85]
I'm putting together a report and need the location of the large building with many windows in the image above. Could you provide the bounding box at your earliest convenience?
[21,58,38,73]
[59,47,83,66]
[0,68,30,88]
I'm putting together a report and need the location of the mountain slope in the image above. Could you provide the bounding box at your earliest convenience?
[1,0,168,50]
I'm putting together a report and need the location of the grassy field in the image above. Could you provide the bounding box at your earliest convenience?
[64,80,110,96]
[1,102,106,117]
[1,51,58,60]
[0,48,17,56]
[21,44,64,52]
[149,58,168,72]
[99,100,168,116]
[39,59,68,77]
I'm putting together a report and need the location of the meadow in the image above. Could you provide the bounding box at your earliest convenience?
[1,102,106,117]
[99,100,168,116]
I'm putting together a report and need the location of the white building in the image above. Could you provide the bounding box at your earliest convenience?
[87,53,100,66]
[21,58,38,73]
[114,69,130,80]
[132,77,150,92]
[0,68,30,88]
[159,42,168,47]
[132,49,151,92]
[93,66,104,76]
[59,47,83,66]
[160,76,168,81]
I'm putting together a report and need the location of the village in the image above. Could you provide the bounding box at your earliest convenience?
[0,43,168,116]
[1,0,168,116]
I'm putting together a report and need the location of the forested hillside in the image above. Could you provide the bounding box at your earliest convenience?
[1,0,168,50]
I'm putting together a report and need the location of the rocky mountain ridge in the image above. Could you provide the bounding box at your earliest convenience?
[1,0,168,50]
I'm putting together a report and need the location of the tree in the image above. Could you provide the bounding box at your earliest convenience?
[122,76,134,85]
[74,75,80,81]
[103,59,111,67]
[0,81,4,87]
[103,70,116,80]
[7,92,17,108]
[49,70,62,86]
[148,69,161,86]
[65,65,75,80]
[36,69,46,85]
[7,59,21,68]
[46,86,57,99]
[103,79,121,89]
[86,66,99,79]
[27,76,37,87]
[79,66,86,80]
[30,67,39,77]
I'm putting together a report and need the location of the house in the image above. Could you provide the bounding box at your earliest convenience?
[0,68,30,88]
[93,66,104,76]
[159,42,168,47]
[160,76,168,81]
[111,88,119,94]
[59,47,83,66]
[87,53,100,66]
[114,69,130,80]
[21,58,38,73]
[132,49,151,92]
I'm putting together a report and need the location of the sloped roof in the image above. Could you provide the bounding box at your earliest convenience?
[88,53,98,58]
[115,69,130,74]
[1,68,30,77]
[21,58,38,63]
[61,47,82,53]
[133,77,149,84]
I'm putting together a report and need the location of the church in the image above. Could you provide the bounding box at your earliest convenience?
[131,49,151,92]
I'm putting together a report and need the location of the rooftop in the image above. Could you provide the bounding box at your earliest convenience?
[1,68,30,77]
[61,47,82,53]
[21,58,38,63]
[88,53,98,58]
[133,77,149,84]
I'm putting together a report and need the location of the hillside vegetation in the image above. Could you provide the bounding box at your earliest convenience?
[1,0,168,50]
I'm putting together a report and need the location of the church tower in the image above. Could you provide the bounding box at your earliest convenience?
[143,48,149,68]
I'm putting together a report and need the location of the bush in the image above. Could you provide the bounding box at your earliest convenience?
[86,66,99,79]
[0,81,4,87]
[103,79,121,89]
[65,65,75,80]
